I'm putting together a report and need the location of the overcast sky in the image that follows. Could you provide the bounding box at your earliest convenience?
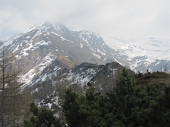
[0,0,170,40]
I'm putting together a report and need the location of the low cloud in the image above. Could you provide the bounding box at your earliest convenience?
[0,0,170,40]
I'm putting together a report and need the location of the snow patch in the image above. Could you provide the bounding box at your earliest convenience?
[80,43,83,48]
[92,53,101,59]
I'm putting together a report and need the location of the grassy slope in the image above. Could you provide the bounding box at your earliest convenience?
[135,71,170,88]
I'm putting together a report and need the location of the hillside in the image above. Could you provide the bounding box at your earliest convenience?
[135,71,170,87]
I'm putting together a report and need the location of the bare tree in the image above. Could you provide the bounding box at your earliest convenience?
[0,47,32,127]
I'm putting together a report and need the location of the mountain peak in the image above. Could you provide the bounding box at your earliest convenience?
[24,22,69,35]
[78,30,102,39]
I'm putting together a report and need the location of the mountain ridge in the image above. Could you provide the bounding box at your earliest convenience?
[1,22,170,87]
[2,22,122,86]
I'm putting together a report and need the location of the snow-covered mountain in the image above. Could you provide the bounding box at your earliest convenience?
[2,22,125,86]
[1,22,169,87]
[105,37,170,72]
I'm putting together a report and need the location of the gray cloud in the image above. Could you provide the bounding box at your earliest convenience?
[0,0,170,40]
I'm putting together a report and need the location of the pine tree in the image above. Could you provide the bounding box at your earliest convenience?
[23,102,61,127]
[63,83,108,127]
[80,83,106,127]
[62,87,86,127]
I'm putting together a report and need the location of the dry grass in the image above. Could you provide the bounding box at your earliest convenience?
[135,72,170,88]
[57,55,74,69]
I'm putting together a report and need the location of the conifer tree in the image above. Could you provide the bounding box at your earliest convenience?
[62,87,85,127]
[23,102,61,127]
[80,83,106,127]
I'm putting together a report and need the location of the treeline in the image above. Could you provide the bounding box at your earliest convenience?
[24,68,170,127]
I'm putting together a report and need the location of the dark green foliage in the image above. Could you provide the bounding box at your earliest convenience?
[23,102,61,127]
[62,87,85,127]
[162,86,170,126]
[106,68,170,126]
[79,83,107,127]
[135,71,143,78]
[63,68,170,127]
[63,83,108,127]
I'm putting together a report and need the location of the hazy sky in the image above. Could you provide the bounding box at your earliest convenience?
[0,0,170,40]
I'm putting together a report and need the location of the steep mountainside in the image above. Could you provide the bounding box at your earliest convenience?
[29,62,125,116]
[2,22,125,85]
